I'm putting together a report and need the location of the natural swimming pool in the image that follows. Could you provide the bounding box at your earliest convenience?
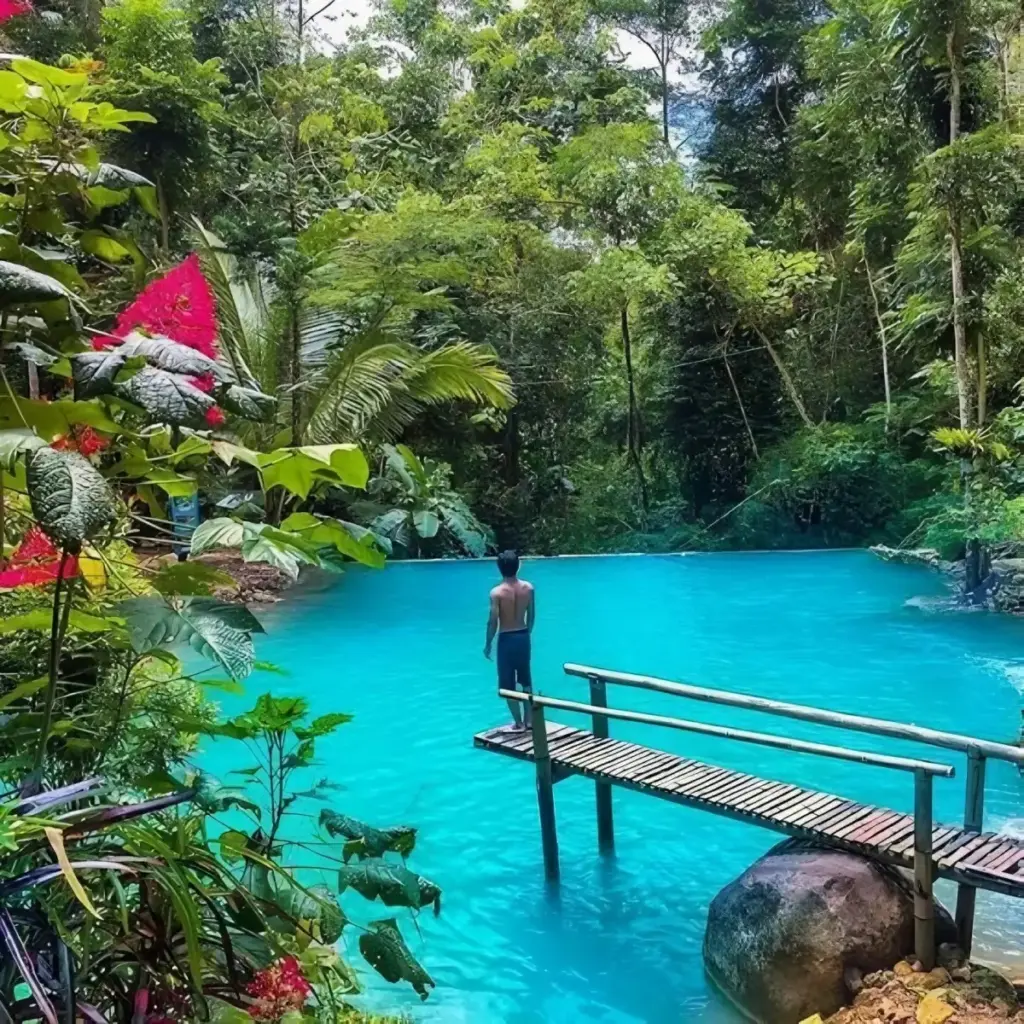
[200,550,1024,1023]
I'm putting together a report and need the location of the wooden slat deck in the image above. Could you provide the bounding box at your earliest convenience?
[474,723,1024,899]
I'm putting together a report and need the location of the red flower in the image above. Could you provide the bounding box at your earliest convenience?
[246,956,312,1021]
[188,372,216,393]
[113,254,218,357]
[51,427,109,457]
[0,0,32,20]
[0,526,78,588]
[77,427,109,457]
[204,406,225,428]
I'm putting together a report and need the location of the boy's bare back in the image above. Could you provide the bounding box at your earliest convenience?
[490,578,534,632]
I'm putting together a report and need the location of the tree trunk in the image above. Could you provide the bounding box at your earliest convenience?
[947,30,972,431]
[621,304,648,511]
[976,332,987,426]
[289,302,301,444]
[864,260,892,431]
[660,55,670,146]
[752,326,813,427]
[155,173,170,253]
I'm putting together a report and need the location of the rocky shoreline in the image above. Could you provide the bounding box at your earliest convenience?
[870,545,1024,614]
[810,949,1024,1023]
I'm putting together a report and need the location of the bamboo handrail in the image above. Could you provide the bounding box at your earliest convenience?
[501,690,955,777]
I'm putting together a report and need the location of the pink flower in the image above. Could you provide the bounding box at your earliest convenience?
[204,406,225,428]
[0,0,32,20]
[113,253,218,357]
[0,526,78,588]
[188,372,216,393]
[14,526,56,561]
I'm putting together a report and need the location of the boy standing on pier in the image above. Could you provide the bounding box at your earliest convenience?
[484,550,535,732]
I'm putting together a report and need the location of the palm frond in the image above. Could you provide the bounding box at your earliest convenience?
[402,342,515,411]
[192,219,275,391]
[298,305,345,370]
[307,337,515,443]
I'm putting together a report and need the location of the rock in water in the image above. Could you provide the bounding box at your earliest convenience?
[703,841,956,1024]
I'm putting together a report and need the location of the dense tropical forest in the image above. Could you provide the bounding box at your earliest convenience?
[8,0,1023,564]
[0,0,1020,1018]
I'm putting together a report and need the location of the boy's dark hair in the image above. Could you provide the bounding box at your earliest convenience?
[497,549,519,578]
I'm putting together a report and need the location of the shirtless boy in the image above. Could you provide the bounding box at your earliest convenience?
[483,550,535,732]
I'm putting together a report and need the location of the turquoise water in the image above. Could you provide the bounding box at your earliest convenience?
[200,551,1024,1022]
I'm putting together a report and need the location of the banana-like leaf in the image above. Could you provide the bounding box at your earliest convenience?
[358,918,435,1000]
[27,447,117,546]
[412,509,440,539]
[320,810,416,860]
[121,596,264,680]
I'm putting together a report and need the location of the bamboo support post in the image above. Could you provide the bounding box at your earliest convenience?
[954,751,986,955]
[914,769,935,970]
[531,701,560,882]
[589,675,614,853]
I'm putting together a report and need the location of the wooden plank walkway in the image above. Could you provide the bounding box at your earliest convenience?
[474,722,1024,899]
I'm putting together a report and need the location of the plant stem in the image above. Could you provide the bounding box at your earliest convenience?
[33,549,74,776]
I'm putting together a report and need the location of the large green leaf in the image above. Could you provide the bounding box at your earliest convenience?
[121,597,265,681]
[0,398,120,439]
[240,527,319,581]
[189,517,246,556]
[358,918,435,1000]
[151,561,236,597]
[412,509,440,539]
[0,261,69,305]
[27,447,117,546]
[280,511,387,569]
[0,609,116,634]
[320,811,416,860]
[256,445,369,499]
[0,428,45,469]
[189,518,323,580]
[80,229,131,263]
[115,366,217,427]
[337,858,440,913]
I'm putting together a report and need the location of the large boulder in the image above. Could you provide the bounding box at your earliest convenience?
[703,840,956,1024]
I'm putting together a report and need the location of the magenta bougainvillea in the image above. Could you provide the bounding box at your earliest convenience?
[100,253,218,358]
[0,526,79,587]
[0,0,32,20]
[90,254,229,426]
